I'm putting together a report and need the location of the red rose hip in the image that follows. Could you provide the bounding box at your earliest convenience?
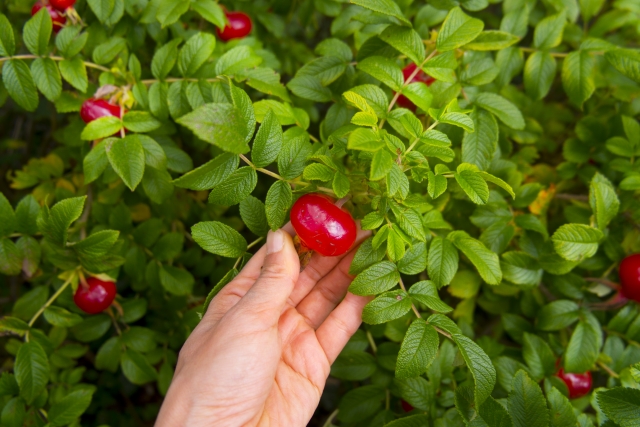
[396,63,435,110]
[31,3,66,33]
[620,254,640,302]
[80,98,123,124]
[291,194,357,257]
[401,400,414,412]
[49,0,76,11]
[557,369,592,399]
[216,11,253,41]
[74,277,117,314]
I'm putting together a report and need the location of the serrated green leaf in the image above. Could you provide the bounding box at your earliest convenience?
[265,181,292,231]
[453,333,496,408]
[448,230,502,285]
[240,196,269,237]
[31,58,61,102]
[427,237,458,288]
[177,103,251,154]
[589,172,619,231]
[508,370,549,427]
[349,261,400,296]
[357,56,404,91]
[105,135,145,191]
[3,60,39,112]
[551,224,603,261]
[475,92,525,130]
[562,50,595,107]
[362,290,412,324]
[192,221,247,258]
[524,51,557,100]
[23,7,52,56]
[437,7,484,52]
[396,319,439,379]
[597,387,640,427]
[14,342,49,404]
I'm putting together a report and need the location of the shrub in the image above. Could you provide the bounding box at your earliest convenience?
[1,0,640,426]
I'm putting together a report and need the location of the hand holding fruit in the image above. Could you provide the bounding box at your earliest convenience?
[156,227,369,426]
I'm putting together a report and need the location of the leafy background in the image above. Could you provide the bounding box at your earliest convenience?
[1,0,640,426]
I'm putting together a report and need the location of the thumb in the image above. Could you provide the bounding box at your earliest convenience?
[238,229,300,319]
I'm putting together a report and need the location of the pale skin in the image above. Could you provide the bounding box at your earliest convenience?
[155,226,371,427]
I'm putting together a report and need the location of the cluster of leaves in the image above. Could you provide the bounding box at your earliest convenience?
[1,0,640,425]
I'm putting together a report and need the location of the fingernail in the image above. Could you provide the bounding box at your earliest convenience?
[267,230,284,255]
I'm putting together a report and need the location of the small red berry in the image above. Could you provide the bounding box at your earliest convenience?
[80,98,123,124]
[291,194,357,257]
[557,369,592,399]
[396,63,436,110]
[620,254,640,302]
[74,277,117,314]
[31,3,66,34]
[401,400,414,412]
[49,0,76,11]
[216,12,253,41]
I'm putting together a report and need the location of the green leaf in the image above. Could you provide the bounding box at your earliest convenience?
[564,320,600,373]
[14,342,49,404]
[537,300,580,331]
[548,386,577,427]
[278,128,312,180]
[455,169,490,204]
[349,237,386,275]
[331,350,377,381]
[0,317,29,336]
[562,50,595,107]
[177,103,251,154]
[357,56,404,91]
[427,172,448,199]
[265,181,292,231]
[0,193,16,238]
[589,172,619,231]
[462,108,498,171]
[191,221,248,258]
[252,109,284,168]
[151,39,181,80]
[337,385,385,424]
[87,0,124,25]
[1,396,25,427]
[465,30,520,50]
[384,415,430,427]
[81,116,123,140]
[597,387,640,427]
[48,389,93,427]
[2,60,39,112]
[453,333,496,408]
[173,153,238,191]
[436,7,484,52]
[201,269,238,318]
[522,332,556,380]
[215,45,262,76]
[408,280,453,313]
[349,261,400,296]
[178,32,216,77]
[370,150,394,181]
[95,337,121,372]
[59,58,88,92]
[350,0,410,26]
[156,0,189,27]
[191,0,226,28]
[396,319,439,379]
[348,128,385,152]
[0,14,16,56]
[475,92,525,130]
[533,11,566,50]
[83,140,109,184]
[31,58,61,102]
[363,290,412,325]
[121,349,157,385]
[427,237,458,288]
[551,224,603,261]
[524,51,557,100]
[401,82,433,112]
[37,196,86,246]
[501,252,542,286]
[304,163,334,181]
[123,111,162,133]
[244,68,290,102]
[23,7,52,56]
[105,135,145,191]
[449,230,502,285]
[508,370,550,427]
[55,26,88,58]
[380,26,425,64]
[240,196,269,237]
[208,167,257,206]
[159,265,194,295]
[287,76,332,102]
[477,172,516,199]
[398,242,428,275]
[606,49,640,84]
[43,306,83,328]
[439,112,474,132]
[92,37,127,65]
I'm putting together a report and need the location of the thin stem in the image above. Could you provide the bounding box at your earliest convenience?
[0,55,110,72]
[239,154,284,180]
[366,330,378,354]
[247,237,264,250]
[405,120,439,155]
[598,361,619,378]
[398,276,452,338]
[28,274,76,328]
[585,277,621,291]
[232,256,242,270]
[322,410,339,427]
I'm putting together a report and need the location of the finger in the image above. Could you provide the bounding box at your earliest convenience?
[234,229,300,324]
[316,292,371,364]
[288,226,370,307]
[200,245,267,325]
[295,247,359,329]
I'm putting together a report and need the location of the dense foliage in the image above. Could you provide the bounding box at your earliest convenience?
[1,0,640,425]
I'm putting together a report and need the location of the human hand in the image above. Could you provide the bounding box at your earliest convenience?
[155,227,370,427]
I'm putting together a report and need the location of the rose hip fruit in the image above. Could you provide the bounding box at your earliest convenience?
[396,63,436,110]
[80,98,123,124]
[557,369,592,399]
[290,193,357,257]
[401,400,414,412]
[216,11,253,41]
[49,0,76,11]
[620,254,640,302]
[74,277,117,314]
[31,3,66,33]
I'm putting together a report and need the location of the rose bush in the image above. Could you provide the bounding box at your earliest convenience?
[1,0,640,426]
